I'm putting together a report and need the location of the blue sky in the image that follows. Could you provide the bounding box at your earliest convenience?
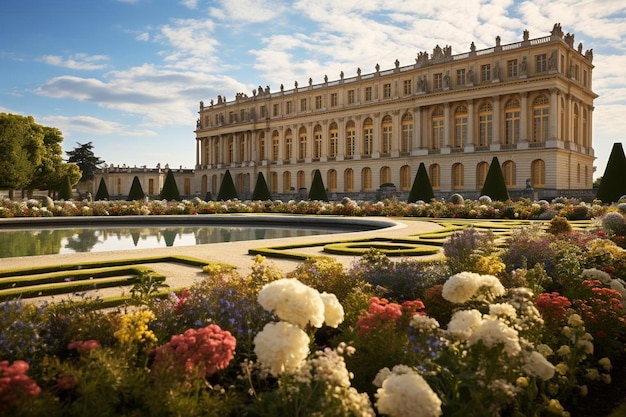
[1,0,625,179]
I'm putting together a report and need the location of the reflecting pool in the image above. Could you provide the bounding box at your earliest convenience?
[0,226,339,258]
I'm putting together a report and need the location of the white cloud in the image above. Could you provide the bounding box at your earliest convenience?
[209,0,287,23]
[40,53,109,71]
[38,115,155,137]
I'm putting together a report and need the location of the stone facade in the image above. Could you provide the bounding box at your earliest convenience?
[94,164,195,199]
[194,24,597,201]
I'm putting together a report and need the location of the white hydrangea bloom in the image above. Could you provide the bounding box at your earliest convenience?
[447,309,483,340]
[477,274,506,301]
[410,315,440,331]
[257,278,325,328]
[253,321,310,376]
[488,303,518,321]
[375,366,442,417]
[468,319,521,356]
[522,350,556,380]
[320,292,344,328]
[441,272,482,303]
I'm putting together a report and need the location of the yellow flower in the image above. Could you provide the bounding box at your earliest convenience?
[114,309,157,345]
[561,326,572,338]
[516,377,529,388]
[578,385,588,397]
[599,357,612,371]
[555,363,569,375]
[546,399,565,415]
[585,368,600,381]
[556,345,571,356]
[567,314,584,327]
[601,374,612,384]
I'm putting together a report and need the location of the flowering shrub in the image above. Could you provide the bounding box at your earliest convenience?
[0,360,41,411]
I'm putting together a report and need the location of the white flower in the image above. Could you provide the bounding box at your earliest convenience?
[567,313,584,327]
[373,367,392,388]
[599,357,612,372]
[442,272,482,303]
[468,319,521,356]
[488,303,518,321]
[320,292,344,328]
[522,351,556,380]
[582,268,612,284]
[410,315,440,331]
[253,321,310,376]
[476,274,506,301]
[375,366,442,417]
[447,309,483,339]
[258,278,325,328]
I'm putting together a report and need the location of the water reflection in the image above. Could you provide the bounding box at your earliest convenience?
[0,226,335,258]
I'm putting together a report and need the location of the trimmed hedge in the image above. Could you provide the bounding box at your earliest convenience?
[127,176,145,200]
[217,170,238,201]
[160,169,181,201]
[95,177,110,200]
[308,169,329,201]
[408,162,435,203]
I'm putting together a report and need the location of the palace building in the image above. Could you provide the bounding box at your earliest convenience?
[194,23,596,201]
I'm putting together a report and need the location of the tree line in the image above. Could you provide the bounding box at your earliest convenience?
[0,113,103,199]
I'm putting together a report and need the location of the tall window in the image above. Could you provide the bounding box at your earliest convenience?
[327,169,337,192]
[433,73,443,89]
[148,178,154,195]
[532,95,549,143]
[300,98,307,112]
[530,159,546,188]
[401,112,413,154]
[380,166,391,184]
[452,163,464,189]
[238,136,245,162]
[344,168,353,192]
[456,69,466,86]
[454,105,468,149]
[431,107,444,150]
[400,165,411,190]
[381,115,392,155]
[383,83,391,98]
[270,172,278,193]
[258,134,266,161]
[536,54,547,73]
[365,86,372,101]
[330,93,338,107]
[227,137,234,163]
[583,108,588,147]
[504,99,520,145]
[403,79,412,95]
[345,121,355,159]
[363,118,373,156]
[286,101,293,114]
[573,104,580,144]
[478,102,493,147]
[313,125,322,160]
[328,122,338,159]
[361,167,372,190]
[284,129,293,161]
[272,130,280,161]
[298,127,307,161]
[503,160,516,187]
[476,162,489,189]
[297,170,305,189]
[429,164,440,190]
[283,171,291,193]
[507,59,518,77]
[315,95,322,110]
[273,103,280,116]
[481,64,491,82]
[348,90,355,104]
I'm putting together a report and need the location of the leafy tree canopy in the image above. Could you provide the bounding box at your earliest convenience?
[0,113,44,191]
[66,141,104,182]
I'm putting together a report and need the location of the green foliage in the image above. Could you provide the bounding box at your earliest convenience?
[129,271,169,306]
[65,142,104,182]
[408,162,435,203]
[252,172,272,201]
[480,156,510,201]
[0,113,44,191]
[216,170,238,201]
[596,142,626,203]
[28,126,67,191]
[95,177,110,200]
[58,175,73,200]
[127,176,145,201]
[160,169,181,201]
[308,169,328,201]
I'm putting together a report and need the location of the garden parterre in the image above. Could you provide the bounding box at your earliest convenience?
[1,197,626,416]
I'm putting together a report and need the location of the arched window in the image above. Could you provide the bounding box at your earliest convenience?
[211,175,218,195]
[583,108,588,147]
[380,166,391,185]
[560,97,565,141]
[452,163,464,189]
[429,164,440,190]
[270,172,278,193]
[573,104,580,144]
[401,112,413,154]
[328,169,337,192]
[454,105,468,149]
[284,129,293,161]
[283,171,291,193]
[431,107,444,150]
[503,160,517,187]
[361,167,372,191]
[272,130,280,162]
[344,168,354,192]
[345,121,356,159]
[329,122,338,159]
[476,161,489,189]
[381,115,392,155]
[297,170,305,189]
[258,132,266,161]
[227,136,234,163]
[363,118,373,156]
[213,140,219,165]
[531,159,545,188]
[478,102,493,147]
[313,124,322,160]
[238,134,245,162]
[532,95,549,143]
[201,174,208,194]
[400,165,411,190]
[298,127,307,161]
[504,98,520,146]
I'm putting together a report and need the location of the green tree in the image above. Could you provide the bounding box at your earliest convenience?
[595,142,626,203]
[58,175,73,200]
[217,170,238,201]
[308,169,328,201]
[127,176,145,200]
[408,162,435,203]
[252,172,272,201]
[480,157,510,201]
[0,113,44,197]
[66,141,104,182]
[95,177,110,200]
[28,126,68,195]
[160,169,181,201]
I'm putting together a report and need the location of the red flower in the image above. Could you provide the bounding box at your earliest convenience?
[0,360,41,408]
[536,292,571,320]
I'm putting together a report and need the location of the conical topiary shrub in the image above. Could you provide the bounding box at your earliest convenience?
[204,191,212,202]
[127,176,145,201]
[480,157,510,201]
[596,142,626,203]
[95,177,110,200]
[252,172,272,201]
[408,162,435,203]
[216,170,238,201]
[58,175,73,200]
[308,169,328,201]
[160,169,181,201]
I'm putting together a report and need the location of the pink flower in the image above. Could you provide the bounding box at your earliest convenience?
[0,360,41,408]
[68,339,100,353]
